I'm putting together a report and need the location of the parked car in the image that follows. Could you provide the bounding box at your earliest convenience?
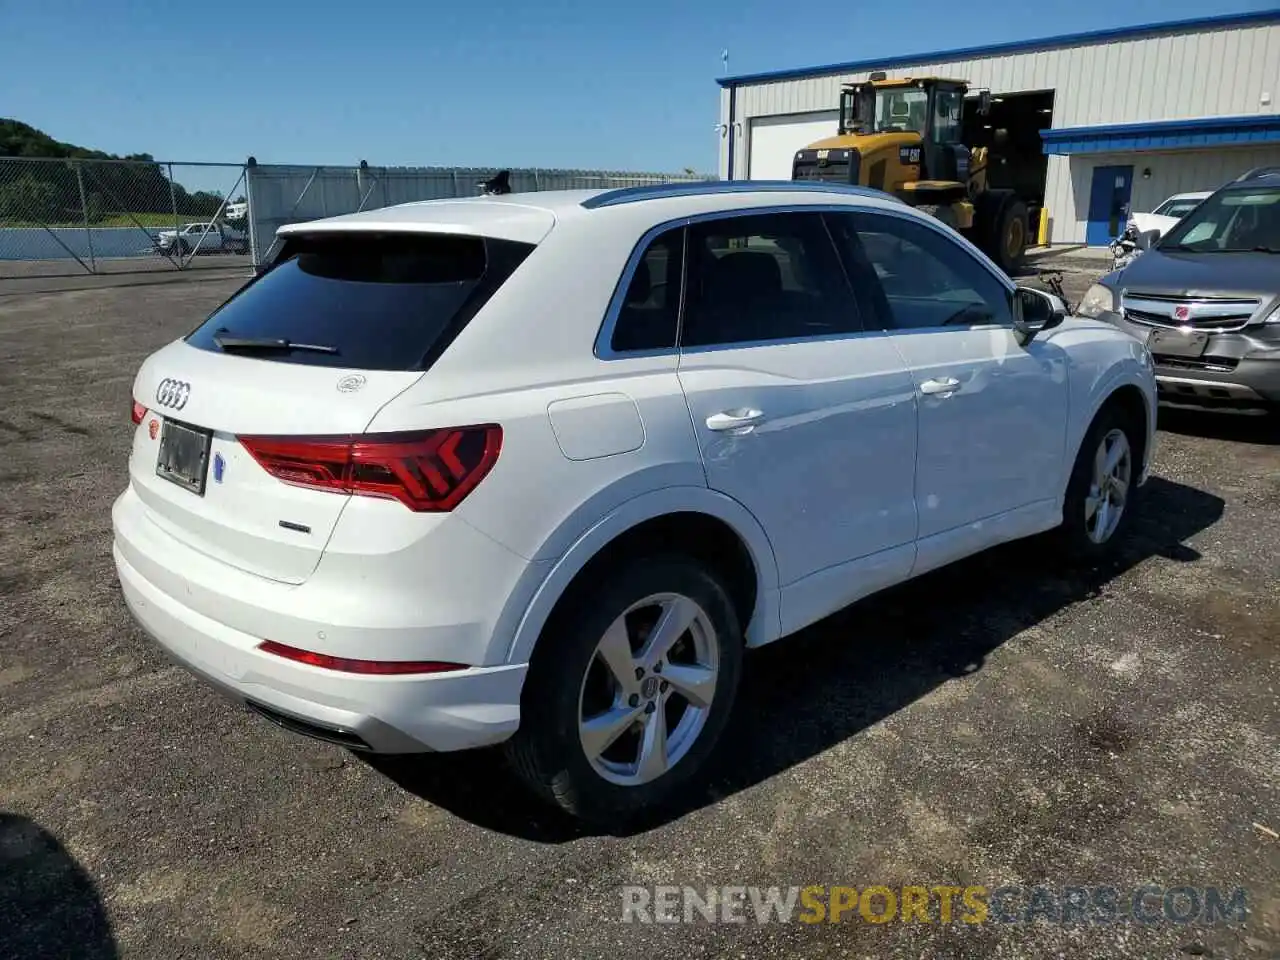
[114,181,1156,823]
[155,221,248,256]
[1126,190,1212,240]
[1078,167,1280,413]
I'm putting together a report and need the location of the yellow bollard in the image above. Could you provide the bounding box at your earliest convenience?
[1038,207,1050,246]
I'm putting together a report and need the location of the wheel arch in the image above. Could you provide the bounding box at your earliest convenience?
[1066,357,1157,496]
[1098,382,1152,473]
[503,486,782,666]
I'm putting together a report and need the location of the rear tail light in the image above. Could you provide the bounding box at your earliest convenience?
[257,640,467,675]
[239,425,502,512]
[131,400,148,425]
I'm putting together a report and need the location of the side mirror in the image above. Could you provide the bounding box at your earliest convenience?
[1135,229,1160,250]
[1013,286,1067,345]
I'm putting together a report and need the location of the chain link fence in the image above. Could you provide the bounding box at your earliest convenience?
[244,164,712,265]
[0,157,712,274]
[0,158,250,273]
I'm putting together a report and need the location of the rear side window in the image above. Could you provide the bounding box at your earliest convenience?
[610,227,683,352]
[1156,200,1200,218]
[186,233,533,370]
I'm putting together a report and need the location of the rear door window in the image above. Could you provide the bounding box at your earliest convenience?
[680,211,861,347]
[186,232,533,370]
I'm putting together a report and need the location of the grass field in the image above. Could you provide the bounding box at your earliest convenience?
[1,213,227,229]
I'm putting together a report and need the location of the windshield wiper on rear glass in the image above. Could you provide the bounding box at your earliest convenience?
[213,331,338,354]
[1251,246,1280,254]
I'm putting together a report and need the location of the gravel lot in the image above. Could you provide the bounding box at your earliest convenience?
[1,263,1277,959]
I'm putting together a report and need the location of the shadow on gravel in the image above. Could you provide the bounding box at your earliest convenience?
[1156,407,1279,446]
[369,748,593,842]
[370,475,1224,840]
[0,814,117,959]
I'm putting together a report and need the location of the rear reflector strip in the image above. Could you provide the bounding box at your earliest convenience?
[257,640,467,676]
[132,400,148,425]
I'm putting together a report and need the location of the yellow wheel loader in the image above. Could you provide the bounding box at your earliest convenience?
[792,74,1029,272]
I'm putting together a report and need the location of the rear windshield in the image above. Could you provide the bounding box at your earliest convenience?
[186,232,534,370]
[1154,199,1201,219]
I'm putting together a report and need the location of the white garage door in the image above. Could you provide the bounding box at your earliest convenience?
[747,112,839,180]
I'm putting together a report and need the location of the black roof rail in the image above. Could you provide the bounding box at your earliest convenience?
[1234,166,1280,182]
[581,180,904,209]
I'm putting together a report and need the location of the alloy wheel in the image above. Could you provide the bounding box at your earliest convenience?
[1085,428,1131,544]
[577,592,719,787]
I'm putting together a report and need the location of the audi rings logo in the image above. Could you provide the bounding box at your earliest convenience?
[155,378,191,410]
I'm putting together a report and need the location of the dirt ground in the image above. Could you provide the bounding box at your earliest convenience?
[1,263,1277,959]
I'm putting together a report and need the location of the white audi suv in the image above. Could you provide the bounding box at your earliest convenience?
[113,181,1156,823]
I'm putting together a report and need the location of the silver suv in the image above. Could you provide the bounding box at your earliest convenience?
[1077,167,1280,413]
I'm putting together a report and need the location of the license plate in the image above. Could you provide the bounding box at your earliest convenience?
[156,419,212,495]
[1147,327,1209,359]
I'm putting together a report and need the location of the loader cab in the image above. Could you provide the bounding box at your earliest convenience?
[838,78,930,137]
[838,76,981,182]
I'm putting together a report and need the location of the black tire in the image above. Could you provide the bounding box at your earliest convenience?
[991,199,1028,273]
[505,554,743,825]
[1058,404,1141,558]
[972,191,1026,273]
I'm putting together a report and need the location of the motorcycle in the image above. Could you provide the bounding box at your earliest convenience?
[1109,223,1144,271]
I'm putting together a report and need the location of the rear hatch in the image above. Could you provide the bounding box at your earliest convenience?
[129,223,540,584]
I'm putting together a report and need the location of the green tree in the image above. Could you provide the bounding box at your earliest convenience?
[1,118,198,221]
[0,176,61,222]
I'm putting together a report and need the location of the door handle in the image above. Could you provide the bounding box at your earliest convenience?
[919,377,961,396]
[706,409,764,432]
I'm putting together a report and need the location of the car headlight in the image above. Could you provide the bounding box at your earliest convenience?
[1077,283,1118,319]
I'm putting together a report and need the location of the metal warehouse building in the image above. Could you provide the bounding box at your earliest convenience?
[716,10,1280,245]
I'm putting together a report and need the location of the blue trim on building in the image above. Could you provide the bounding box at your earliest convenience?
[1041,114,1280,155]
[716,9,1280,88]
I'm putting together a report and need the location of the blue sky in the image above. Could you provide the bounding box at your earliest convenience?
[3,0,1274,176]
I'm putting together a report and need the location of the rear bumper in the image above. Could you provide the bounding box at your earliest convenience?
[116,543,526,752]
[110,491,529,757]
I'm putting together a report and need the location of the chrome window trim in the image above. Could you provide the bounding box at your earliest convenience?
[593,202,1010,360]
